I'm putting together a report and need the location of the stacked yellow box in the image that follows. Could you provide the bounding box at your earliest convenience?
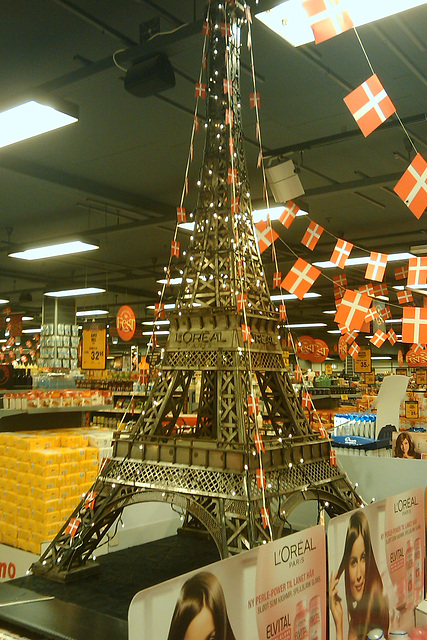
[0,428,104,555]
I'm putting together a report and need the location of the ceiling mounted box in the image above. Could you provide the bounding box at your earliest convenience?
[266,159,305,203]
[124,54,176,98]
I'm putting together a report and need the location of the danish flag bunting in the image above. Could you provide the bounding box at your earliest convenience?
[223,78,233,95]
[228,167,238,185]
[256,468,266,489]
[302,0,354,44]
[371,283,389,298]
[279,303,287,321]
[358,283,375,297]
[294,365,303,382]
[387,328,397,345]
[397,290,414,305]
[176,206,187,224]
[65,517,81,537]
[195,82,206,99]
[248,396,259,416]
[393,153,427,219]
[334,289,372,332]
[279,201,299,229]
[225,108,234,128]
[402,307,427,344]
[344,74,396,137]
[256,122,260,141]
[241,324,252,342]
[257,151,263,168]
[395,265,408,281]
[281,258,321,300]
[261,507,270,529]
[254,433,265,454]
[301,221,324,250]
[302,392,313,409]
[377,306,391,321]
[330,449,337,467]
[84,491,97,510]
[202,20,211,37]
[365,252,388,282]
[343,330,358,344]
[273,272,282,288]
[407,257,427,287]
[154,302,165,319]
[245,6,252,23]
[365,307,379,322]
[221,22,231,38]
[319,426,328,440]
[237,293,247,312]
[255,220,279,254]
[194,115,199,133]
[412,343,425,354]
[250,92,261,109]
[348,342,360,359]
[333,273,347,289]
[229,137,235,157]
[330,238,353,269]
[171,240,180,258]
[370,329,387,348]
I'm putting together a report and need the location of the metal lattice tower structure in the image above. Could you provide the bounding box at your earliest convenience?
[32,0,361,582]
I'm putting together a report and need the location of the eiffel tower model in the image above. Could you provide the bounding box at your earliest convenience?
[32,0,361,582]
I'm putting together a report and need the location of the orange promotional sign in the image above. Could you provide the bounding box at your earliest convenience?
[406,347,427,367]
[338,335,348,361]
[296,335,329,363]
[116,305,136,341]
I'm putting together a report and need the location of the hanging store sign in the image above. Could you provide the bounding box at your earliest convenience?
[116,305,136,341]
[296,335,329,362]
[365,370,375,385]
[81,324,106,370]
[406,346,427,367]
[353,346,371,372]
[338,335,347,361]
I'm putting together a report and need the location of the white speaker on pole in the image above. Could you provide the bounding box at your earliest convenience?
[265,159,305,203]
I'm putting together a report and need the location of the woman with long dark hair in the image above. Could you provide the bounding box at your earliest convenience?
[329,510,389,640]
[167,571,236,640]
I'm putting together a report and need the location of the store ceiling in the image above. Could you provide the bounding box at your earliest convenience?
[0,0,426,346]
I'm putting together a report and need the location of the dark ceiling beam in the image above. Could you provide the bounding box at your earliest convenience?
[303,171,404,198]
[0,154,174,219]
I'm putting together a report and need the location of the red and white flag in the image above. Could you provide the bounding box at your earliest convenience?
[84,491,97,510]
[279,201,299,229]
[171,240,180,258]
[221,22,231,38]
[302,0,354,44]
[225,108,234,128]
[228,167,238,184]
[395,265,408,281]
[301,220,324,250]
[223,78,233,95]
[273,272,282,288]
[344,74,396,137]
[359,283,375,297]
[343,329,358,344]
[412,343,425,354]
[365,252,388,282]
[231,197,239,214]
[330,238,353,269]
[365,307,379,322]
[261,507,270,528]
[254,433,265,454]
[387,328,397,346]
[248,396,259,416]
[237,293,247,312]
[397,290,414,305]
[294,365,303,382]
[65,517,81,537]
[256,468,266,489]
[154,302,165,319]
[302,391,313,409]
[370,329,387,348]
[333,273,347,289]
[279,303,287,321]
[176,206,186,224]
[250,92,260,109]
[255,220,279,254]
[281,258,321,300]
[241,324,252,342]
[378,306,392,321]
[407,257,427,287]
[334,289,372,332]
[402,307,427,344]
[348,342,360,359]
[371,283,389,298]
[202,20,211,37]
[330,449,337,467]
[195,82,206,99]
[394,153,427,219]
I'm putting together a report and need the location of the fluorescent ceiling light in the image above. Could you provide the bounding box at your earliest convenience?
[410,244,427,255]
[0,298,9,304]
[76,309,109,317]
[313,252,414,269]
[143,330,169,336]
[157,277,193,285]
[328,329,344,334]
[22,327,42,334]
[256,1,427,47]
[285,322,326,328]
[252,206,308,223]
[178,222,195,232]
[385,319,402,324]
[322,310,336,314]
[372,356,392,360]
[270,292,320,301]
[45,287,105,297]
[0,98,78,150]
[142,320,170,326]
[22,316,34,321]
[9,240,98,260]
[408,284,427,291]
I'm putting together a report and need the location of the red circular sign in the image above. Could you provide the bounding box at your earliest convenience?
[116,305,136,341]
[338,335,348,361]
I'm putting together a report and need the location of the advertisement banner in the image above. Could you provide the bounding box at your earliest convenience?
[128,525,327,640]
[328,488,425,640]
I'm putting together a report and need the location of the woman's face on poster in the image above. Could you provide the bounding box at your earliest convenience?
[400,437,410,455]
[349,533,366,602]
[183,605,216,640]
